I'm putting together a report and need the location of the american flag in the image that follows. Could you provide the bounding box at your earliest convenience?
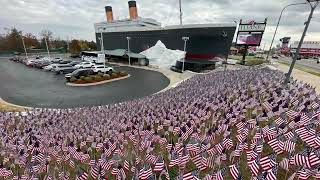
[153,158,165,172]
[229,163,240,179]
[182,170,200,180]
[191,154,207,171]
[260,154,276,171]
[76,170,88,180]
[138,165,153,180]
[248,157,260,177]
[0,168,13,177]
[265,165,278,180]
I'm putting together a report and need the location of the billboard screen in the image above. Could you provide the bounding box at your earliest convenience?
[236,33,263,46]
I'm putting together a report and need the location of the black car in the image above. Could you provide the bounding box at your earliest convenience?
[55,66,77,75]
[66,61,80,66]
[65,69,95,81]
[58,60,72,64]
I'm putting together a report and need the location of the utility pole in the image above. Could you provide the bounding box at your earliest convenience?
[284,0,319,84]
[179,0,183,25]
[44,36,50,58]
[20,33,28,59]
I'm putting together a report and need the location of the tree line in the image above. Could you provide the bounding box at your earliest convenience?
[0,28,96,54]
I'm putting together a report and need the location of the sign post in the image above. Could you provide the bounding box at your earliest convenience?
[235,19,267,65]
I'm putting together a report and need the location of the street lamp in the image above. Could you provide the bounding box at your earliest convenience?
[182,37,189,72]
[284,0,319,84]
[20,33,28,59]
[44,35,50,58]
[265,2,308,62]
[126,37,131,66]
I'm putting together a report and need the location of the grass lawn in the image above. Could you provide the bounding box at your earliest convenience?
[229,55,267,66]
[277,60,320,77]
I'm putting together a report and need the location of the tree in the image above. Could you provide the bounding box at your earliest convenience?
[69,40,81,55]
[6,28,23,52]
[40,30,53,49]
[88,41,97,50]
[24,33,40,49]
[79,40,89,50]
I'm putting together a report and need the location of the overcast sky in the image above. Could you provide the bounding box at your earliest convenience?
[0,0,319,48]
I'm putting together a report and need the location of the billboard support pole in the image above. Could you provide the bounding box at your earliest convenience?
[241,45,248,65]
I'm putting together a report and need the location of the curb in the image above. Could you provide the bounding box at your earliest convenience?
[0,98,32,111]
[66,74,131,87]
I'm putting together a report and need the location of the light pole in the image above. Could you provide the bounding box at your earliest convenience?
[100,30,106,70]
[265,2,308,62]
[20,33,28,59]
[284,0,319,84]
[182,37,189,72]
[126,37,131,66]
[44,35,50,58]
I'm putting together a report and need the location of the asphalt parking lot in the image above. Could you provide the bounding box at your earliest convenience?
[0,58,170,108]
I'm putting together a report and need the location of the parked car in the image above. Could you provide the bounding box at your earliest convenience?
[54,66,77,74]
[52,64,74,72]
[65,69,95,81]
[51,57,63,63]
[57,60,72,64]
[317,58,320,64]
[33,60,51,68]
[43,64,55,71]
[65,61,81,66]
[26,60,37,67]
[92,65,114,73]
[43,64,68,71]
[272,55,279,59]
[74,62,96,69]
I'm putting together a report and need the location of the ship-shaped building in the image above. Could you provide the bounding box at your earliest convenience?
[94,1,236,71]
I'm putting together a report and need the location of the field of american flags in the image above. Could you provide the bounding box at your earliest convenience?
[0,67,319,179]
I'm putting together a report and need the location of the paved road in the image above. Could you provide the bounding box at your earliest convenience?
[0,58,170,108]
[278,57,320,71]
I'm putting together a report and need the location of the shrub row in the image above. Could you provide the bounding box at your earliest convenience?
[70,71,128,84]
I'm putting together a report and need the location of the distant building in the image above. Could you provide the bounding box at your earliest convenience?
[279,37,291,55]
[290,41,320,57]
[230,47,239,55]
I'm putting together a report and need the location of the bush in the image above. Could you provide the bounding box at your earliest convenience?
[89,75,96,81]
[95,75,102,82]
[119,71,128,77]
[111,73,118,79]
[103,74,110,80]
[80,76,86,80]
[98,72,104,77]
[84,77,93,83]
[70,77,77,83]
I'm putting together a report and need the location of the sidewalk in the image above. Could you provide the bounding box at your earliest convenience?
[272,62,320,93]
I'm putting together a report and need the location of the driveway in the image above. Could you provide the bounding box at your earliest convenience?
[0,59,170,108]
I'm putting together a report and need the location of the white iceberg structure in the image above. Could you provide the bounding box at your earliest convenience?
[140,40,186,68]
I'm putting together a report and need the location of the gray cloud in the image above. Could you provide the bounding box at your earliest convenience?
[0,0,319,48]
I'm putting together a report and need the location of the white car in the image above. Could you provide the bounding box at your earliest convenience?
[43,64,55,71]
[92,65,114,73]
[74,62,96,69]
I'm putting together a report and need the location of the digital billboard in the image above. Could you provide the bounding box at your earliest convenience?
[236,33,263,46]
[235,19,267,46]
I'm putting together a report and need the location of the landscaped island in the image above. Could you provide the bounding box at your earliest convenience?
[67,71,130,86]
